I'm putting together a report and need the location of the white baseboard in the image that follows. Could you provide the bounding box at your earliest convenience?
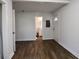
[16,38,54,41]
[57,41,79,59]
[16,39,36,41]
[43,38,54,40]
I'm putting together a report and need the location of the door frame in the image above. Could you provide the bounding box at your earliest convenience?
[12,9,16,52]
[35,16,43,38]
[1,0,9,59]
[0,0,6,59]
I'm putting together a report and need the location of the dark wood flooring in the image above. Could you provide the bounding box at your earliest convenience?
[12,38,78,59]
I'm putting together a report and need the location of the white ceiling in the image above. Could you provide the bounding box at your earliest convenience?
[13,1,69,12]
[13,0,69,2]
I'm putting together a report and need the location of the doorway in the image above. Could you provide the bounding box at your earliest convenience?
[35,16,43,38]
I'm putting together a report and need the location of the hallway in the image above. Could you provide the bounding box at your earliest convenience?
[12,37,77,59]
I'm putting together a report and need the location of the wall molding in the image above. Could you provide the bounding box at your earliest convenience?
[16,38,54,41]
[13,0,70,4]
[16,39,36,41]
[43,38,54,40]
[56,41,79,59]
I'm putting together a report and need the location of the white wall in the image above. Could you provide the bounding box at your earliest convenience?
[2,0,14,59]
[15,12,54,41]
[53,0,79,58]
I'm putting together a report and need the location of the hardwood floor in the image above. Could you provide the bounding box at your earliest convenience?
[12,38,78,59]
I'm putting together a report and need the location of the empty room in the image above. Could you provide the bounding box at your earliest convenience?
[11,0,79,59]
[0,0,79,59]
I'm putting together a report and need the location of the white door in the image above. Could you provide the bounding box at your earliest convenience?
[12,9,16,52]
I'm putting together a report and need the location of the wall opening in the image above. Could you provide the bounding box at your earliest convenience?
[35,16,43,38]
